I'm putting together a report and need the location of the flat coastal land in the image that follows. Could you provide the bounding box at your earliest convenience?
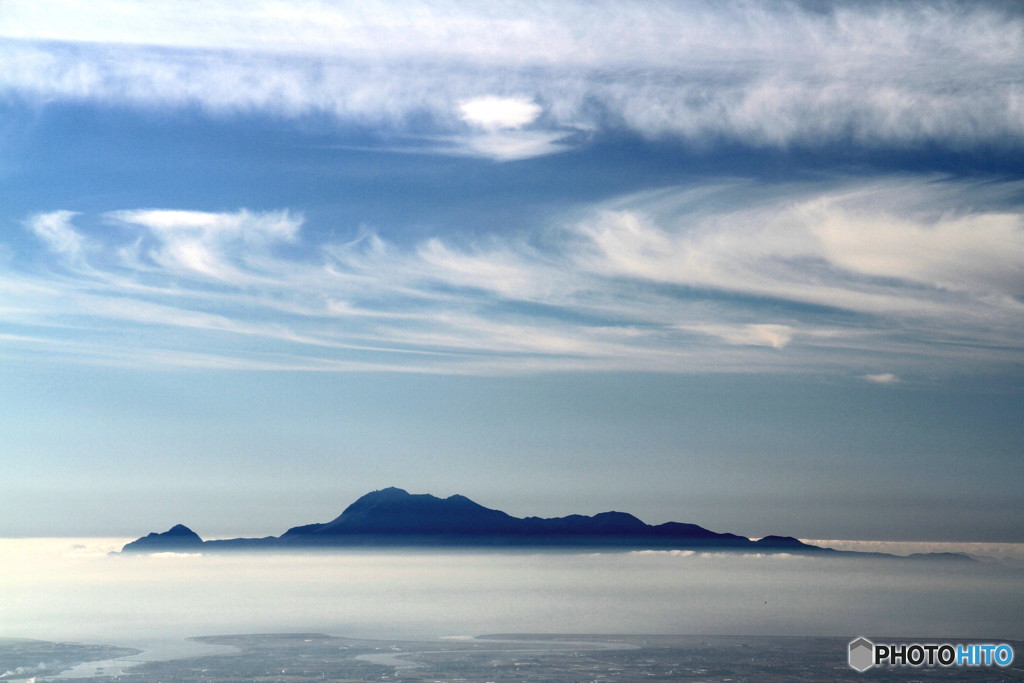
[5,633,1022,682]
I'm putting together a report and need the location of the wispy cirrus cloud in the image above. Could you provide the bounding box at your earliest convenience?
[577,180,1024,315]
[1,1,1022,158]
[4,177,1023,376]
[108,209,301,281]
[26,211,85,257]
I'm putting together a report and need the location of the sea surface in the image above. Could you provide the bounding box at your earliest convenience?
[1,538,1021,661]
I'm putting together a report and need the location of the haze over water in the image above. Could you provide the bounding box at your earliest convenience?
[3,539,1021,649]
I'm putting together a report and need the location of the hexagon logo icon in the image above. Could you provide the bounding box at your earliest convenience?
[849,637,875,672]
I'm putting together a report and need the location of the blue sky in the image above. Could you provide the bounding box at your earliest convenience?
[1,0,1022,540]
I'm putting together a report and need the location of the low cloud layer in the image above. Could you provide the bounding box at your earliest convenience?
[2,1,1023,159]
[6,177,1022,376]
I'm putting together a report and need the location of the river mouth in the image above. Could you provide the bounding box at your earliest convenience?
[51,638,240,679]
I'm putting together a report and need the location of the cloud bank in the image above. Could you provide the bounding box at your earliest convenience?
[6,177,1023,375]
[2,1,1023,158]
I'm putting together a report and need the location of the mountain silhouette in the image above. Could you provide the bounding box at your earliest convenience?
[121,487,828,554]
[121,523,204,553]
[277,487,776,549]
[281,487,522,538]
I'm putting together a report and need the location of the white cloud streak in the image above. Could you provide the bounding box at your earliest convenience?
[1,1,1023,156]
[3,177,1023,375]
[459,96,541,131]
[108,209,301,281]
[682,324,797,350]
[26,211,85,257]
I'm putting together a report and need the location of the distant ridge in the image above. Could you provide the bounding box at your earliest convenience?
[118,487,970,561]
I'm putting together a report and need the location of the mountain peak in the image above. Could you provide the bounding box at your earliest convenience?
[302,487,518,536]
[377,486,410,496]
[360,487,411,501]
[121,523,203,553]
[591,511,646,528]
